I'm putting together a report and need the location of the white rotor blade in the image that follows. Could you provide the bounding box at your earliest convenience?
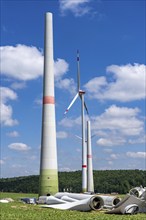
[77,50,80,91]
[75,135,82,140]
[64,93,79,115]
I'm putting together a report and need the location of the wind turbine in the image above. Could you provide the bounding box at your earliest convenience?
[75,120,95,193]
[64,50,88,193]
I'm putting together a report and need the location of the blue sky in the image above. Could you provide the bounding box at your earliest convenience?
[1,0,146,178]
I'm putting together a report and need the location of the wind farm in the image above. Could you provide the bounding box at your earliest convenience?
[1,0,145,218]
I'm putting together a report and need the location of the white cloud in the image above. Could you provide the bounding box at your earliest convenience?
[1,45,75,94]
[0,160,5,165]
[96,137,126,147]
[84,63,146,102]
[59,116,81,127]
[1,86,17,103]
[0,87,18,126]
[8,143,31,151]
[56,78,76,95]
[6,131,19,137]
[54,58,76,94]
[126,151,146,159]
[61,105,144,147]
[84,76,107,93]
[57,131,68,139]
[128,135,146,144]
[110,153,119,159]
[91,105,144,137]
[54,58,69,80]
[59,0,91,17]
[11,82,26,90]
[1,44,43,80]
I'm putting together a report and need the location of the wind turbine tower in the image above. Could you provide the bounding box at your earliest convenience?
[64,51,88,192]
[39,12,58,196]
[87,120,94,192]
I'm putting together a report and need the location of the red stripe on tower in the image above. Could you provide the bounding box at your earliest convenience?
[43,96,55,104]
[82,165,87,168]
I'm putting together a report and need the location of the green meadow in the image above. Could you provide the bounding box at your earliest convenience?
[0,193,145,220]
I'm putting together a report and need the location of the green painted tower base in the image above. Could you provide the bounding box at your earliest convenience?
[39,169,58,196]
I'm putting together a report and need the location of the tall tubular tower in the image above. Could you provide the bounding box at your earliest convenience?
[39,12,58,196]
[87,120,94,192]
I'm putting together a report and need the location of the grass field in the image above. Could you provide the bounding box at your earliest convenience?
[0,192,145,220]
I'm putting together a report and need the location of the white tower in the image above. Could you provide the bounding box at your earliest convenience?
[87,120,94,192]
[39,12,58,196]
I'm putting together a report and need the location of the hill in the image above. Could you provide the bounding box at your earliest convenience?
[0,170,145,194]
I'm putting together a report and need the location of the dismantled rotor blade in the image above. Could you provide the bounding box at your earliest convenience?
[77,50,80,91]
[41,197,100,211]
[64,93,79,115]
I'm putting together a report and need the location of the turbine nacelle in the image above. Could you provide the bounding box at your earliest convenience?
[79,90,85,95]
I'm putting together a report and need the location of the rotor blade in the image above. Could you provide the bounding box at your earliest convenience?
[79,94,89,115]
[91,134,97,139]
[64,93,79,115]
[75,135,82,140]
[77,50,80,91]
[84,101,89,115]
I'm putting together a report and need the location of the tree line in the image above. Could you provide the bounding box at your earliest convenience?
[0,170,145,194]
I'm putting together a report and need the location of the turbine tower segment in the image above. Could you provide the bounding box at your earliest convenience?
[87,120,94,193]
[39,12,58,196]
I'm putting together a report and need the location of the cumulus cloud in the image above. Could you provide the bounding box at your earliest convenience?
[126,151,146,159]
[91,105,143,137]
[10,82,26,90]
[1,44,43,80]
[84,63,146,102]
[96,137,126,147]
[60,105,144,147]
[59,0,92,17]
[94,105,144,147]
[1,44,75,94]
[8,142,31,151]
[54,59,76,94]
[56,78,76,95]
[128,135,146,144]
[0,87,18,126]
[54,58,69,80]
